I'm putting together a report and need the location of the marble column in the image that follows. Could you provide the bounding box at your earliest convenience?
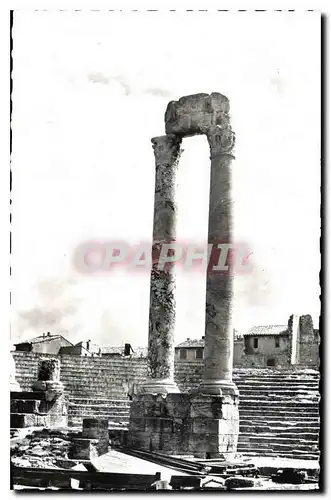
[142,134,182,394]
[199,123,238,396]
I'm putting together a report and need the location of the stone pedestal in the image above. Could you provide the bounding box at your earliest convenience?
[128,393,191,454]
[128,391,239,459]
[71,418,109,460]
[31,357,68,427]
[189,393,239,458]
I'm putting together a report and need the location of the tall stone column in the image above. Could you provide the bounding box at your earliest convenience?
[199,123,238,396]
[142,134,182,394]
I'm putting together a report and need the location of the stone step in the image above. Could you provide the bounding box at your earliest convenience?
[66,392,129,398]
[238,439,319,449]
[68,414,129,422]
[239,400,319,408]
[238,390,319,397]
[238,451,320,460]
[239,427,319,439]
[239,414,319,422]
[235,376,319,382]
[239,409,319,416]
[239,433,318,444]
[68,410,129,418]
[238,442,318,453]
[69,398,130,406]
[68,417,128,428]
[68,404,130,412]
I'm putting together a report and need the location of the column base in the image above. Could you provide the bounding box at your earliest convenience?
[199,379,239,397]
[128,393,190,454]
[140,378,180,395]
[128,391,239,459]
[189,393,239,458]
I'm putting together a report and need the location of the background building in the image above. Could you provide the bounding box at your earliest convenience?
[175,314,319,368]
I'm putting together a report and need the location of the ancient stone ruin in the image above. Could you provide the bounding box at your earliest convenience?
[128,93,239,458]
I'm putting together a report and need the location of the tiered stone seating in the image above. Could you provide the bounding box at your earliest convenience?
[12,352,320,460]
[68,398,131,429]
[234,368,320,460]
[67,368,320,460]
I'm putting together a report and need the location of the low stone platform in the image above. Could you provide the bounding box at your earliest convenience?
[128,392,239,459]
[11,391,68,428]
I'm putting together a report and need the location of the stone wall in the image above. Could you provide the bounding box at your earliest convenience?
[12,350,319,400]
[12,352,148,398]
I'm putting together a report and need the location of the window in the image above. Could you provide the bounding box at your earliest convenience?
[275,337,280,348]
[196,348,203,359]
[180,349,187,360]
[253,338,258,349]
[267,358,276,367]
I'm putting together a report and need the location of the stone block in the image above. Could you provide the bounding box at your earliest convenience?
[10,413,49,428]
[82,418,108,439]
[225,476,256,490]
[70,438,97,460]
[10,399,41,414]
[128,417,146,432]
[165,93,230,137]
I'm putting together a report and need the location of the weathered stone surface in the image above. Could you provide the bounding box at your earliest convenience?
[165,93,230,137]
[128,392,238,458]
[82,418,108,439]
[10,413,49,428]
[143,134,182,394]
[224,476,256,489]
[200,121,237,397]
[11,399,41,414]
[10,352,21,392]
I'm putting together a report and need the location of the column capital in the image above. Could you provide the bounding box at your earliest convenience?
[206,125,236,159]
[151,134,182,164]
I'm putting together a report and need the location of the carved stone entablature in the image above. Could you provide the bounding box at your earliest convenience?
[165,92,230,138]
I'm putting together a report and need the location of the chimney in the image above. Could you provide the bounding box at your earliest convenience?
[43,333,46,338]
[87,340,91,351]
[124,343,131,356]
[47,332,51,337]
[186,338,190,341]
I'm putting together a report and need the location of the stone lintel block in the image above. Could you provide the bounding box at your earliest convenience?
[11,391,46,401]
[165,93,230,137]
[190,394,238,419]
[10,413,49,428]
[128,417,146,432]
[11,399,41,414]
[144,417,175,432]
[188,433,218,455]
[127,431,151,450]
[131,393,190,419]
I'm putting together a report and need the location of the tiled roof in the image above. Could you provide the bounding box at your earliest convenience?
[15,334,69,345]
[244,325,288,337]
[99,346,124,355]
[176,338,205,349]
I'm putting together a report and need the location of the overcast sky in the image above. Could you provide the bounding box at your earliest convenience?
[11,11,321,347]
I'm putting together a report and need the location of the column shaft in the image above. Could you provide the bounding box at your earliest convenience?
[143,134,182,394]
[200,124,238,395]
